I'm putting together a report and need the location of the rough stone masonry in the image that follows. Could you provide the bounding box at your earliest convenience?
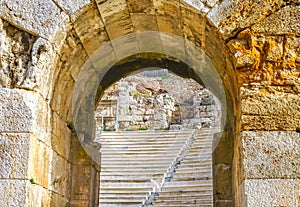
[0,0,299,206]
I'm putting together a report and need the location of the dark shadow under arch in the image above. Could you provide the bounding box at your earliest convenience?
[96,52,205,105]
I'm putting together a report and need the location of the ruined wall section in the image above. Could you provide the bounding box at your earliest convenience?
[95,73,220,131]
[0,18,73,206]
[0,20,36,88]
[0,2,94,206]
[226,4,300,207]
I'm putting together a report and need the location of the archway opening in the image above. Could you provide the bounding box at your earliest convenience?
[95,68,222,206]
[70,31,234,206]
[96,68,220,132]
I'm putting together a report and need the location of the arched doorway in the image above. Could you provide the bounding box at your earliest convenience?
[71,30,234,206]
[95,69,223,206]
[2,1,299,206]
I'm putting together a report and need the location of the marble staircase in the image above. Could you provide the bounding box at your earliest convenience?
[98,129,215,207]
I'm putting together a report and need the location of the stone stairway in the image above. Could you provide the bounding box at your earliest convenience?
[98,129,214,207]
[150,129,214,207]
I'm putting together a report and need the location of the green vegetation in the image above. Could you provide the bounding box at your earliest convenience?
[29,178,35,184]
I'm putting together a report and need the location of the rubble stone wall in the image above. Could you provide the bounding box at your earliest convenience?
[95,72,220,131]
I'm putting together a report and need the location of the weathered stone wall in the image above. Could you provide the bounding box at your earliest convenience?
[224,4,300,205]
[0,0,299,206]
[0,20,36,88]
[0,2,99,207]
[95,72,220,131]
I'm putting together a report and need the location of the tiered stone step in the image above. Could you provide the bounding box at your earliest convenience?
[151,129,214,207]
[98,130,194,207]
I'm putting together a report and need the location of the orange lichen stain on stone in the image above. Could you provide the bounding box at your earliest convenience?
[242,124,250,131]
[229,28,299,85]
[283,59,297,69]
[228,29,261,71]
[228,29,264,84]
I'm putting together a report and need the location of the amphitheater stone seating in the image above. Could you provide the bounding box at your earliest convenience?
[98,129,215,207]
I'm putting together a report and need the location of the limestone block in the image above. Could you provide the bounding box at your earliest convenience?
[0,133,30,179]
[24,38,57,98]
[207,0,287,38]
[51,112,71,160]
[242,115,300,131]
[229,29,299,84]
[70,165,92,200]
[136,31,162,53]
[50,151,71,196]
[28,136,51,188]
[216,200,233,207]
[28,184,51,207]
[0,20,36,88]
[0,0,69,45]
[204,0,219,8]
[153,0,182,35]
[252,5,300,36]
[96,0,133,39]
[70,135,93,165]
[228,31,285,72]
[0,89,51,143]
[0,133,54,205]
[111,32,139,60]
[0,20,56,97]
[0,179,29,207]
[59,47,88,85]
[182,0,209,13]
[131,14,158,32]
[50,192,68,207]
[241,87,300,130]
[58,28,89,81]
[53,0,91,14]
[96,0,127,18]
[242,179,297,207]
[265,37,284,62]
[50,68,75,122]
[127,0,155,13]
[215,164,232,200]
[241,89,300,117]
[74,6,108,55]
[159,28,185,59]
[240,131,300,179]
[69,200,89,207]
[213,131,233,165]
[283,36,300,69]
[235,53,256,69]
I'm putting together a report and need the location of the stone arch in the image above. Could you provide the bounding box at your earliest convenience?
[2,0,299,206]
[59,6,237,205]
[71,31,231,159]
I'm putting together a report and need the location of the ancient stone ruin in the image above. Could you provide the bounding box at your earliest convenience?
[95,71,222,206]
[95,70,220,131]
[0,0,300,207]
